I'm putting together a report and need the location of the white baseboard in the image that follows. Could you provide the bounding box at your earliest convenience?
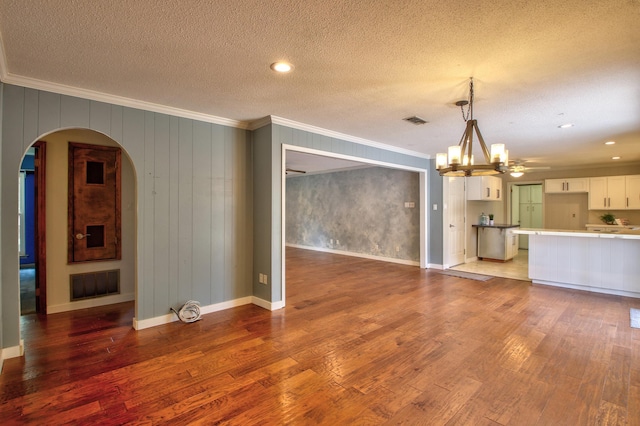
[48,292,135,314]
[1,339,24,368]
[466,256,479,263]
[427,264,444,270]
[252,296,285,311]
[532,280,640,299]
[133,296,254,330]
[286,244,420,266]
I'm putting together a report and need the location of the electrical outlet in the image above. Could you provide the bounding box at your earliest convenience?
[330,238,334,245]
[336,239,340,245]
[396,246,400,252]
[263,274,268,285]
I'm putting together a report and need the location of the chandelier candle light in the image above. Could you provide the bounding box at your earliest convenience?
[436,78,508,176]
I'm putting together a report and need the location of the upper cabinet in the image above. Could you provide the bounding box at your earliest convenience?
[589,175,636,210]
[627,175,640,209]
[545,178,589,193]
[467,176,502,201]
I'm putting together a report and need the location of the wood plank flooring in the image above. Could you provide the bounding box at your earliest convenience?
[1,247,639,424]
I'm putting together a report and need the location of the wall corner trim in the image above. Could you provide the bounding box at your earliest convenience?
[1,340,25,363]
[252,297,285,311]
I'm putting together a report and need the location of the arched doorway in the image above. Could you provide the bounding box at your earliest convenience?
[18,128,137,318]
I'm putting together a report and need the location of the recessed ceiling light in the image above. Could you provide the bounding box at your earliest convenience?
[604,141,615,145]
[270,62,293,73]
[612,156,621,160]
[558,123,574,129]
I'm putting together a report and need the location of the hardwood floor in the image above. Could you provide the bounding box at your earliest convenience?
[2,247,639,424]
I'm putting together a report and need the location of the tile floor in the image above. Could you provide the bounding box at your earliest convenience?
[450,249,530,281]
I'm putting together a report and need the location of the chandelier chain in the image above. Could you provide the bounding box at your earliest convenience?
[460,78,474,122]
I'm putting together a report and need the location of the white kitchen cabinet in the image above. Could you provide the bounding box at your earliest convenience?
[589,176,626,210]
[626,175,640,209]
[467,176,503,201]
[545,178,589,193]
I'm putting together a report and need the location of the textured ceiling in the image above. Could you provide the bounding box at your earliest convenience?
[0,0,639,170]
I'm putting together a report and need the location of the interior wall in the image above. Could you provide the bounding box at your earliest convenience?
[44,129,135,313]
[286,166,420,262]
[1,84,253,352]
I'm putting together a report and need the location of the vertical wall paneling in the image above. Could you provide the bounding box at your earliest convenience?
[178,118,194,304]
[89,101,112,136]
[1,85,24,347]
[23,89,39,150]
[210,124,225,303]
[60,96,90,129]
[141,112,156,318]
[251,125,273,302]
[270,130,283,303]
[223,127,234,302]
[153,114,171,316]
[428,160,444,265]
[37,91,60,137]
[109,105,123,145]
[168,116,181,309]
[192,121,213,304]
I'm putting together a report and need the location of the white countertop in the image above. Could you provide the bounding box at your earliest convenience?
[513,228,640,240]
[585,223,637,228]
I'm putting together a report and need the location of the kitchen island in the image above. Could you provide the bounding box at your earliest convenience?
[513,228,640,298]
[472,224,520,262]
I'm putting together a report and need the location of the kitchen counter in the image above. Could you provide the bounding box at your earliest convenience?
[513,228,640,239]
[473,224,519,261]
[472,224,520,229]
[512,228,640,298]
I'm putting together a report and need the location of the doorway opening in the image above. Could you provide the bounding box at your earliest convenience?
[17,129,136,319]
[282,146,428,306]
[511,183,543,249]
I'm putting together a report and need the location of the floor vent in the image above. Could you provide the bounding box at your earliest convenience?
[70,269,120,301]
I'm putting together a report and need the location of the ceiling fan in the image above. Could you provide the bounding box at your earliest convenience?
[285,167,306,175]
[507,161,550,177]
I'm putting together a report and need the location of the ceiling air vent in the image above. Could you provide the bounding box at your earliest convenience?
[403,116,428,125]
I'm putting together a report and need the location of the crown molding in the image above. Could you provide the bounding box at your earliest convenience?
[255,115,430,159]
[0,70,249,129]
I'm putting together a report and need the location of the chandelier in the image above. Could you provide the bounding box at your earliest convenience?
[436,78,508,176]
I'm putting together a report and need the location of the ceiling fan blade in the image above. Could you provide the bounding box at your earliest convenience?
[285,168,307,174]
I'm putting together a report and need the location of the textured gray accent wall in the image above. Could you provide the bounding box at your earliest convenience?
[286,167,420,261]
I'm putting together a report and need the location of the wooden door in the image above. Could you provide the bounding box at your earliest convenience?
[68,143,121,263]
[33,141,47,313]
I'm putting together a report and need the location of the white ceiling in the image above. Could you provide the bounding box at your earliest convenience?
[1,0,639,171]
